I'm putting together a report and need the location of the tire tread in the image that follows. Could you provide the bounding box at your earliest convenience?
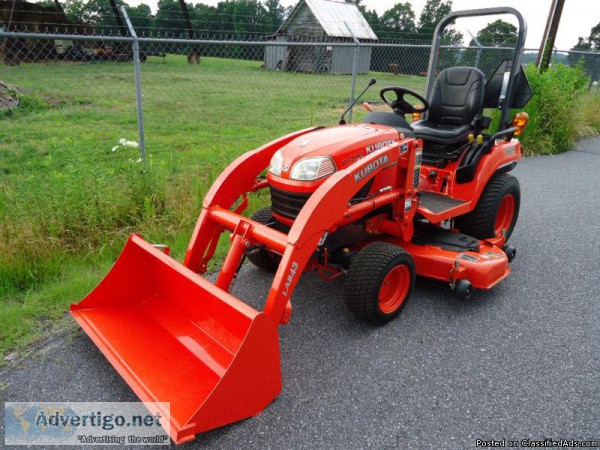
[247,207,280,272]
[455,173,520,240]
[344,242,415,325]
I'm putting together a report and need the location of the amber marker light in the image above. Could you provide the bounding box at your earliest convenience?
[513,112,529,136]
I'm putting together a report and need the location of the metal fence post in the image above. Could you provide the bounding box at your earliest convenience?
[468,31,483,69]
[346,23,360,123]
[475,46,482,69]
[120,6,146,165]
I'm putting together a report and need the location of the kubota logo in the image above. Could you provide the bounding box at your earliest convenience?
[283,262,299,297]
[365,139,396,154]
[354,155,389,183]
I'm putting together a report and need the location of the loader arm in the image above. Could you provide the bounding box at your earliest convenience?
[186,134,420,325]
[184,127,319,273]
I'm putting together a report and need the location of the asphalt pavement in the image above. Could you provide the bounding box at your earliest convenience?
[2,137,599,449]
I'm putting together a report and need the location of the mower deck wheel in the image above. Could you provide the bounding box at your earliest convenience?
[344,242,415,325]
[454,279,473,300]
[247,207,281,272]
[503,245,517,262]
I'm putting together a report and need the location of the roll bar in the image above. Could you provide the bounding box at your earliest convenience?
[425,7,527,131]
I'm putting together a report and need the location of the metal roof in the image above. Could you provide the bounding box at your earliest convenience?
[280,0,378,41]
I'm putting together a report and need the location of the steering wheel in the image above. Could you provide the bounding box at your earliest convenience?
[380,87,429,115]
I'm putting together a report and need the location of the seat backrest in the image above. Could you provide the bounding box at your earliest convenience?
[427,67,485,126]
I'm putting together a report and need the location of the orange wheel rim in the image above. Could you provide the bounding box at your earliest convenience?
[494,194,515,237]
[378,265,411,314]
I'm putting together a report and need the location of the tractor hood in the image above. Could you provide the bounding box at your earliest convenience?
[268,123,401,187]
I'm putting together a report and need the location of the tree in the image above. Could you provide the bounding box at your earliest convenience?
[380,2,416,39]
[472,19,518,47]
[569,22,600,83]
[418,0,449,36]
[371,3,419,75]
[73,0,127,33]
[214,0,266,35]
[463,20,518,75]
[125,3,153,35]
[587,23,600,49]
[263,0,285,33]
[35,0,59,9]
[345,0,380,33]
[570,37,592,54]
[417,0,462,45]
[193,3,220,35]
[361,8,380,27]
[154,0,187,37]
[62,0,86,23]
[414,0,462,71]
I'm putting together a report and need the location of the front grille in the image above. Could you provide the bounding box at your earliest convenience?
[270,186,312,220]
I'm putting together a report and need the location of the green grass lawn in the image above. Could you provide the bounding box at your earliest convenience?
[0,54,426,357]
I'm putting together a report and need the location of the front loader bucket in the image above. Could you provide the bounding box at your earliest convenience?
[71,235,282,444]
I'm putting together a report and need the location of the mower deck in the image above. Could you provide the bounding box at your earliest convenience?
[401,239,510,289]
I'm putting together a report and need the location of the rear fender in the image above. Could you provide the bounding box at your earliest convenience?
[451,139,523,203]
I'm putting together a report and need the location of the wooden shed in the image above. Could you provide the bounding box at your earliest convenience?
[264,0,377,75]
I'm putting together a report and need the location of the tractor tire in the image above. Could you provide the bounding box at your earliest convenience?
[344,242,415,325]
[455,173,520,241]
[247,207,281,272]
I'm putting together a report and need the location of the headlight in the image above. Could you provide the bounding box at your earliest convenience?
[290,157,336,181]
[268,150,284,176]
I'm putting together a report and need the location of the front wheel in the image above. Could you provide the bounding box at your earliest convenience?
[247,207,281,272]
[455,173,521,241]
[344,242,415,325]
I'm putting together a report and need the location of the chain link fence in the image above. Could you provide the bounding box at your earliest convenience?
[1,7,599,168]
[2,6,600,163]
[1,4,600,295]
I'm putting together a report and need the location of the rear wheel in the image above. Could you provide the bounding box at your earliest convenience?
[247,207,281,272]
[455,173,520,241]
[344,242,415,325]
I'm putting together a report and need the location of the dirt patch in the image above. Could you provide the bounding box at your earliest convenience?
[0,80,21,110]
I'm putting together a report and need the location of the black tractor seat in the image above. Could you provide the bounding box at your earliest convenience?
[412,67,486,144]
[413,122,472,143]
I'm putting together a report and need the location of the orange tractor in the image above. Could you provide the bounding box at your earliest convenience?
[71,7,532,444]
